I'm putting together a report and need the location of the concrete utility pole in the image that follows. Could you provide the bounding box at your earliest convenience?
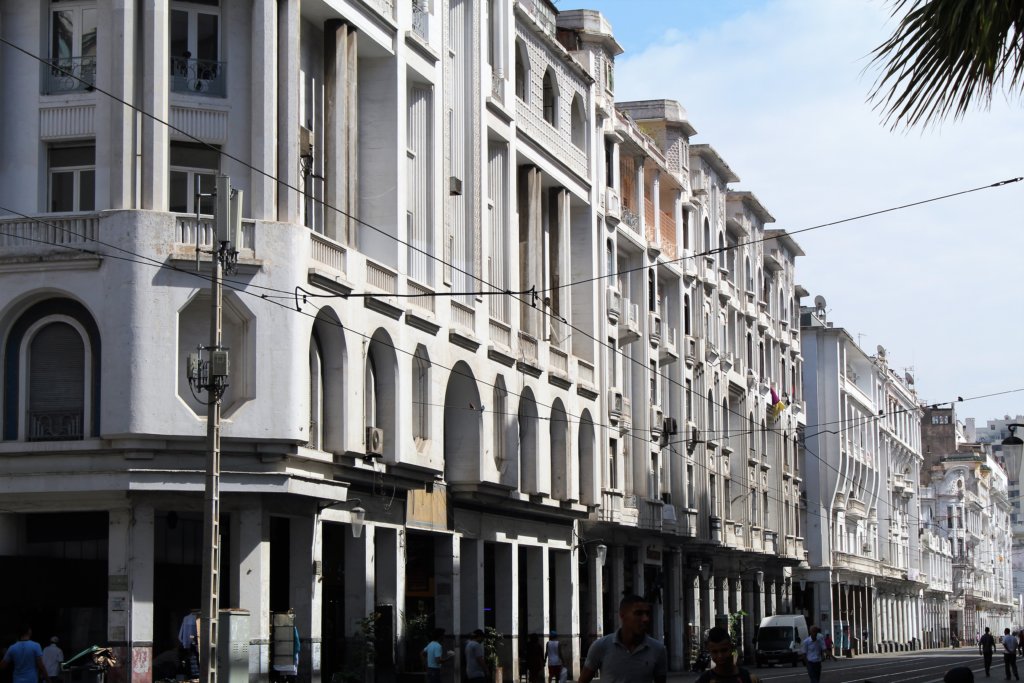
[188,175,241,683]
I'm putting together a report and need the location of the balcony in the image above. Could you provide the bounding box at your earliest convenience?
[605,187,621,225]
[659,327,678,363]
[621,206,641,234]
[44,56,96,94]
[681,508,698,537]
[639,499,663,531]
[411,0,429,40]
[29,410,83,442]
[618,303,640,344]
[684,335,699,368]
[598,490,623,523]
[171,57,227,97]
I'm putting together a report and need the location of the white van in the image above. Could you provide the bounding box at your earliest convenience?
[755,615,809,667]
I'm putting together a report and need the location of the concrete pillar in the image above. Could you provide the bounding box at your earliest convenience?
[700,575,713,632]
[585,548,604,641]
[766,579,777,617]
[434,533,461,682]
[666,553,684,672]
[461,538,485,630]
[608,546,625,622]
[551,550,577,676]
[140,0,169,209]
[344,526,375,639]
[652,169,661,243]
[238,507,270,683]
[251,0,277,219]
[611,142,621,193]
[741,578,755,658]
[124,506,155,683]
[107,508,132,646]
[634,157,645,232]
[0,514,18,555]
[289,516,319,683]
[715,575,728,627]
[277,0,301,222]
[495,542,518,682]
[100,0,135,209]
[375,528,405,673]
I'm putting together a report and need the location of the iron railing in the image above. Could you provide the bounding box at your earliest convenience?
[44,56,96,94]
[29,410,83,441]
[170,57,227,97]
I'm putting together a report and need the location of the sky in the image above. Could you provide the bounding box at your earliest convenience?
[563,0,1024,426]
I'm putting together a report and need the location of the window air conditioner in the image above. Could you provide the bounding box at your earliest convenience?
[365,426,384,457]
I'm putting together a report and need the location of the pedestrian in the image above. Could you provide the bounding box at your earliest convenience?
[178,609,200,679]
[823,633,835,661]
[42,637,63,683]
[578,594,667,683]
[1018,631,1024,657]
[693,626,759,683]
[1003,628,1019,681]
[801,625,825,683]
[420,628,454,683]
[526,634,545,683]
[546,631,565,683]
[981,627,996,677]
[465,629,487,683]
[946,666,976,683]
[0,624,49,683]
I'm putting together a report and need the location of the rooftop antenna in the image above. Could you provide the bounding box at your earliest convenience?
[813,294,827,320]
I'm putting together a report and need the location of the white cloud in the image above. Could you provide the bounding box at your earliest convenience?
[608,0,1024,419]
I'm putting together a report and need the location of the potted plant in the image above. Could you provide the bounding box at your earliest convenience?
[483,627,504,683]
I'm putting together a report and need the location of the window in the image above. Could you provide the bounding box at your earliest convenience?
[407,84,434,284]
[750,487,758,525]
[4,300,100,442]
[412,346,430,444]
[493,379,507,470]
[514,41,528,101]
[169,142,219,214]
[47,0,97,93]
[49,145,95,212]
[686,464,694,508]
[608,438,618,489]
[570,93,586,149]
[542,69,558,127]
[309,334,323,449]
[170,1,224,96]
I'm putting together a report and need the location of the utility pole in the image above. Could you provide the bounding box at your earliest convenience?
[188,175,241,683]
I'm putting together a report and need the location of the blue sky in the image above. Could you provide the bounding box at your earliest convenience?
[563,0,1024,426]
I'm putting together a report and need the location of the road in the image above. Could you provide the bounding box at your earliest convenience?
[666,649,1005,683]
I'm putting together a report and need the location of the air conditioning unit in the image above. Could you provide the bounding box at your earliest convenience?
[365,426,384,457]
[650,406,664,437]
[607,286,622,323]
[648,311,662,344]
[608,389,624,418]
[663,416,679,436]
[862,543,872,553]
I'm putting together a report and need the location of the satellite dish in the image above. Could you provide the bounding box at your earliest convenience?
[876,345,886,359]
[813,294,826,311]
[905,372,914,386]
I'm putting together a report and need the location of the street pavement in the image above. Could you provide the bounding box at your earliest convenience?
[665,648,1008,683]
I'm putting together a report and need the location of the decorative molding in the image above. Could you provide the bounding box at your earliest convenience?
[40,104,95,139]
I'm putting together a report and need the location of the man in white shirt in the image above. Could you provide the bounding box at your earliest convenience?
[802,626,825,683]
[42,637,63,683]
[1003,628,1019,680]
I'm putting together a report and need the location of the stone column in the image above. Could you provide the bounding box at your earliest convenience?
[289,516,319,683]
[115,505,154,683]
[766,579,777,617]
[652,169,661,243]
[140,0,169,209]
[375,528,405,675]
[238,507,270,683]
[101,0,135,210]
[585,547,605,642]
[106,508,133,669]
[665,553,684,672]
[344,526,375,642]
[741,577,756,658]
[277,0,301,222]
[699,574,713,632]
[551,550,577,676]
[460,538,485,630]
[715,575,728,627]
[495,542,518,681]
[250,0,277,219]
[434,534,461,683]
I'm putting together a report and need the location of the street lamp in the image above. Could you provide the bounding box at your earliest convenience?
[318,498,366,538]
[1002,424,1024,477]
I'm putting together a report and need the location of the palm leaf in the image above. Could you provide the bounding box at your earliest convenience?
[867,0,1024,129]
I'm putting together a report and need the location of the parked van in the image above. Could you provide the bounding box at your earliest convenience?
[755,615,809,667]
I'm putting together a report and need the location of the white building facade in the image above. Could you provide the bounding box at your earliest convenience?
[0,0,807,681]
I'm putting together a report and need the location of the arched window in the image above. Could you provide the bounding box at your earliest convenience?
[365,330,398,460]
[412,345,430,444]
[746,332,753,369]
[309,333,324,449]
[4,299,100,442]
[28,322,85,441]
[717,231,725,269]
[745,256,753,291]
[707,390,715,435]
[515,41,528,101]
[703,217,711,252]
[493,377,508,477]
[647,268,656,312]
[683,294,691,335]
[570,93,586,148]
[542,69,558,127]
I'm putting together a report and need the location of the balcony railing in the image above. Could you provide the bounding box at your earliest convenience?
[0,214,98,250]
[171,57,227,97]
[44,56,96,94]
[29,410,83,441]
[411,0,429,39]
[621,207,640,233]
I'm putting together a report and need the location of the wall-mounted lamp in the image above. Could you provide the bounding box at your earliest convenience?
[573,533,608,566]
[318,498,366,538]
[799,578,807,591]
[699,563,712,583]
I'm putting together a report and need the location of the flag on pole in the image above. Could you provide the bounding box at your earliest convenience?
[768,387,787,423]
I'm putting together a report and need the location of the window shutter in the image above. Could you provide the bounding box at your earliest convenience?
[29,323,85,427]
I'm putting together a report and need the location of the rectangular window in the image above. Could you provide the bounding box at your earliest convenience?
[686,464,694,508]
[48,1,97,93]
[608,439,618,490]
[408,84,434,284]
[169,142,219,214]
[170,2,224,96]
[763,491,770,527]
[709,474,717,517]
[49,145,95,212]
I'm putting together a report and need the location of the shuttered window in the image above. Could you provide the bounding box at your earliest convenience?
[28,322,85,440]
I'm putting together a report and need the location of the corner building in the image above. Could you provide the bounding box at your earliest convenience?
[0,0,804,680]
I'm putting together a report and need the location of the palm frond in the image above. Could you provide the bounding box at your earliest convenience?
[867,0,1024,130]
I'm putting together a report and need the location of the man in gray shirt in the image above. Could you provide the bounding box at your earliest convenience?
[579,594,667,683]
[465,629,487,683]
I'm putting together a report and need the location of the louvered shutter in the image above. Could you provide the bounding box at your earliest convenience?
[29,323,84,439]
